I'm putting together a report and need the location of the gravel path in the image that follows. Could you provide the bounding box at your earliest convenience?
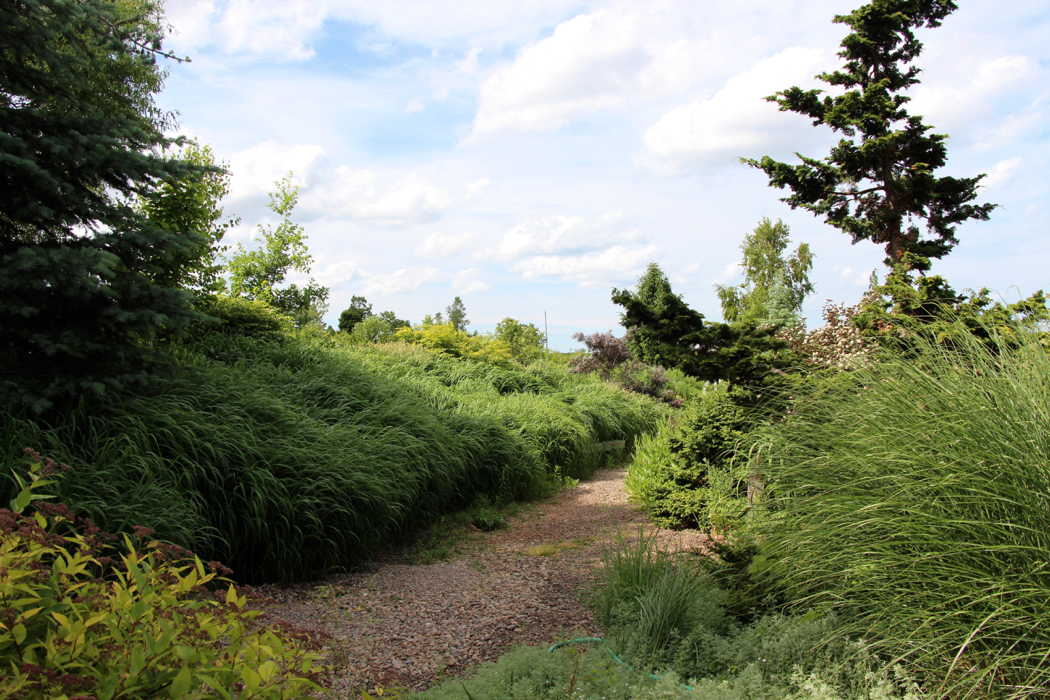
[260,467,709,697]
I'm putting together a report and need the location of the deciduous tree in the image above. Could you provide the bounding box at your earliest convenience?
[715,218,813,326]
[446,297,469,332]
[338,296,372,333]
[139,141,237,294]
[495,318,545,363]
[227,174,329,329]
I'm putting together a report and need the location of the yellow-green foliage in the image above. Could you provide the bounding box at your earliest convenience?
[189,294,293,341]
[394,323,513,366]
[0,454,326,700]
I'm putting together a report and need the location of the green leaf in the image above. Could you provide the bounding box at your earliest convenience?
[168,664,193,699]
[129,647,146,677]
[175,644,200,664]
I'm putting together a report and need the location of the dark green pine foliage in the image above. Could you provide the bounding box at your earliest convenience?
[612,284,787,387]
[744,0,995,266]
[1,0,208,409]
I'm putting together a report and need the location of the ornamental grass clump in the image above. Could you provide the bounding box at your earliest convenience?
[750,319,1050,698]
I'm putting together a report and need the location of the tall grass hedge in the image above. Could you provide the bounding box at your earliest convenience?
[2,336,662,584]
[749,325,1050,698]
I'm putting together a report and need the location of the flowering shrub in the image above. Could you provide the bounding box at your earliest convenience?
[777,301,876,370]
[0,449,329,700]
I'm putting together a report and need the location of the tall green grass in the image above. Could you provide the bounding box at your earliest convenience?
[2,335,661,584]
[354,343,663,476]
[749,324,1050,698]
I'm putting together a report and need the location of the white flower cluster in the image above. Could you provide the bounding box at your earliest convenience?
[777,301,877,370]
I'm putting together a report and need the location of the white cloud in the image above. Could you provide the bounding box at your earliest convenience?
[451,267,491,295]
[363,266,446,296]
[225,145,481,226]
[714,261,742,284]
[465,178,491,198]
[469,7,717,137]
[979,157,1024,190]
[910,55,1037,131]
[642,47,829,171]
[166,0,327,60]
[487,212,641,262]
[316,260,362,286]
[975,107,1044,151]
[512,244,659,287]
[457,47,482,75]
[304,169,454,225]
[415,231,480,259]
[406,97,426,113]
[165,0,601,62]
[227,141,327,201]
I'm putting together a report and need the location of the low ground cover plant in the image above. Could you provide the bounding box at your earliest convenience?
[1,450,327,700]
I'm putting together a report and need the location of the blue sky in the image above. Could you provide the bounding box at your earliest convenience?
[159,0,1049,350]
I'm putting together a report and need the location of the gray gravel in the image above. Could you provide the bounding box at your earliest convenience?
[258,467,710,697]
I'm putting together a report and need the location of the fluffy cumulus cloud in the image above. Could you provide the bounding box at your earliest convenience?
[315,260,362,287]
[714,261,742,284]
[642,47,829,171]
[303,168,454,225]
[979,157,1025,190]
[470,7,716,137]
[164,0,600,61]
[909,55,1037,131]
[362,266,446,296]
[226,143,461,225]
[512,245,659,287]
[165,0,329,60]
[451,267,491,295]
[484,212,654,286]
[486,212,641,262]
[415,231,481,259]
[227,141,327,201]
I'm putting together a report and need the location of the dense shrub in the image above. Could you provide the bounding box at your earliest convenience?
[2,337,661,584]
[570,331,686,405]
[187,294,292,341]
[627,383,751,530]
[749,322,1050,698]
[394,322,514,366]
[569,331,632,379]
[776,300,875,370]
[1,451,327,699]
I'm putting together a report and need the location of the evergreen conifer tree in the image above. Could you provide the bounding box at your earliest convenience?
[744,0,994,268]
[1,0,210,408]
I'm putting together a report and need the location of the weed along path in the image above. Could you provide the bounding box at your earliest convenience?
[259,467,709,697]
